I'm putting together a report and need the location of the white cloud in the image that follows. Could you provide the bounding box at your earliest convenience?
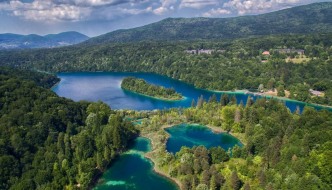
[203,8,231,17]
[153,0,177,15]
[3,0,90,21]
[223,0,302,15]
[180,0,219,9]
[54,0,131,7]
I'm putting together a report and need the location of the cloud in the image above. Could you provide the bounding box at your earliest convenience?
[1,0,90,21]
[180,0,219,9]
[223,0,301,15]
[54,0,131,7]
[153,0,176,15]
[203,8,231,17]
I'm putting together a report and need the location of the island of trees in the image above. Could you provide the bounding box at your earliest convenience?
[121,77,183,101]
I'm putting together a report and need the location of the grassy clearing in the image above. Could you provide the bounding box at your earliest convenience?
[286,55,311,63]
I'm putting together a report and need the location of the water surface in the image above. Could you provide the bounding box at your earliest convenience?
[165,124,242,154]
[52,72,331,112]
[94,137,178,190]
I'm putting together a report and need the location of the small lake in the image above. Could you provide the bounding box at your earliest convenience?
[165,124,242,154]
[94,137,178,190]
[51,72,331,112]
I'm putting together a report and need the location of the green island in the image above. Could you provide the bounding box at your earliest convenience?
[121,77,184,101]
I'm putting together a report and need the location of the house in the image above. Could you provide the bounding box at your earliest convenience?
[184,49,225,55]
[262,51,270,56]
[276,49,305,55]
[309,89,323,96]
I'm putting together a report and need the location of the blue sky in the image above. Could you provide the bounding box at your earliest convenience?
[0,0,330,36]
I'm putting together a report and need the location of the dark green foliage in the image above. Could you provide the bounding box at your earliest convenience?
[277,85,285,97]
[121,77,183,100]
[0,68,138,189]
[209,147,229,164]
[0,66,59,88]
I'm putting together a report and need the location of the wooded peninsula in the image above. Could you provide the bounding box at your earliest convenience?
[121,77,183,101]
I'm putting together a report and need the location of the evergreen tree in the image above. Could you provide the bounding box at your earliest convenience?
[231,171,242,190]
[220,94,229,106]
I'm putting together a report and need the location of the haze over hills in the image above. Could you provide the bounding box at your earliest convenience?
[0,31,89,49]
[85,2,332,44]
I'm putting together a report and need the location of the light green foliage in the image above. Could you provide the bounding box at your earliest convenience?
[221,105,237,131]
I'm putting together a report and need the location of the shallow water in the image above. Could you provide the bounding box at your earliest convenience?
[94,137,178,190]
[165,124,242,154]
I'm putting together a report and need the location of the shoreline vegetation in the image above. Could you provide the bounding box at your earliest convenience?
[121,77,184,101]
[211,89,332,110]
[141,123,245,190]
[142,124,183,189]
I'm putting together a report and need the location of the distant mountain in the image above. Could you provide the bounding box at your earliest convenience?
[85,2,332,44]
[0,31,89,49]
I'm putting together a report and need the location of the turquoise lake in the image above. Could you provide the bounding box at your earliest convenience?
[52,72,331,112]
[165,124,242,154]
[94,137,178,190]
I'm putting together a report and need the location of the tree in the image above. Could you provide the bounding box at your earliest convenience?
[220,94,230,106]
[191,99,196,107]
[210,147,229,164]
[209,94,217,103]
[197,95,204,108]
[246,96,253,107]
[196,184,209,190]
[231,171,242,190]
[243,182,251,190]
[221,106,236,131]
[277,85,285,97]
[258,84,264,92]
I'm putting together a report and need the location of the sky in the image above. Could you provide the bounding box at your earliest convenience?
[0,0,331,37]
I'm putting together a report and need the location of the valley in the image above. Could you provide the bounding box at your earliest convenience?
[0,2,332,190]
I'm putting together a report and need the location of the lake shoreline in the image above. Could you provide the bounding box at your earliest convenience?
[122,88,186,102]
[210,89,332,110]
[141,124,183,190]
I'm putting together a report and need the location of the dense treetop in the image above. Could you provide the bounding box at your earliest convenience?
[0,68,138,189]
[137,95,332,190]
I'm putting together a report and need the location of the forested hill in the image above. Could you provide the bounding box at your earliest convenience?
[0,67,138,189]
[0,31,89,50]
[85,2,332,44]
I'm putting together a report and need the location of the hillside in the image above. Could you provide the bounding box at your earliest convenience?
[85,2,332,44]
[0,67,137,189]
[0,31,89,49]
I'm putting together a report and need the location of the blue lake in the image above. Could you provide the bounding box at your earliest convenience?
[165,124,242,154]
[52,72,331,112]
[94,137,178,190]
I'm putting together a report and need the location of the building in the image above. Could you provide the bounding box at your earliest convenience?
[276,49,305,55]
[309,89,323,96]
[184,49,225,55]
[262,51,270,56]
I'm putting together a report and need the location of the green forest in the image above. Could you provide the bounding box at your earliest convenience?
[0,33,331,106]
[136,96,332,190]
[0,67,138,189]
[121,77,183,100]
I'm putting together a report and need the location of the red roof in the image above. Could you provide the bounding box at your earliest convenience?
[262,51,270,55]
